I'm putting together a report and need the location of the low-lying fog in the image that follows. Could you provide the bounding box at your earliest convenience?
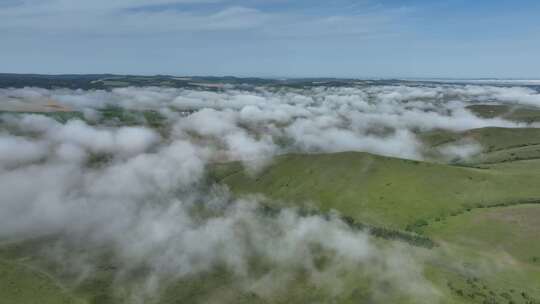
[1,83,539,302]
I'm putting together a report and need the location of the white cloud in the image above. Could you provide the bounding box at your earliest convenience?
[437,140,483,162]
[9,82,537,300]
[0,0,409,39]
[4,84,539,163]
[1,114,160,160]
[0,1,268,34]
[2,0,222,14]
[0,134,49,168]
[0,114,438,301]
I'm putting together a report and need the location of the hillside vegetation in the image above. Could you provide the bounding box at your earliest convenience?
[213,152,540,230]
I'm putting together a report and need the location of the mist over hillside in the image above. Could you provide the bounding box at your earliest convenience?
[2,0,540,302]
[1,80,540,303]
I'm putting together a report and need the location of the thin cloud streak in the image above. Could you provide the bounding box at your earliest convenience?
[0,0,407,37]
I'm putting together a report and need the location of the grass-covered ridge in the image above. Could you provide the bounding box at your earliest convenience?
[210,152,540,303]
[421,127,540,164]
[213,152,540,230]
[467,104,540,123]
[0,258,83,304]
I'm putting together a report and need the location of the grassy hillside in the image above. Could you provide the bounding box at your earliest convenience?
[420,104,540,164]
[213,152,540,230]
[0,258,83,304]
[421,127,540,152]
[422,204,540,265]
[421,127,540,163]
[211,153,540,303]
[467,104,540,123]
[421,203,540,304]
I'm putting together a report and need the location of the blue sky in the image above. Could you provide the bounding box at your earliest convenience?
[1,0,539,78]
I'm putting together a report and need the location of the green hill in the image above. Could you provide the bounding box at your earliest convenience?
[421,127,540,163]
[0,258,83,304]
[467,104,540,123]
[211,152,540,303]
[212,152,540,230]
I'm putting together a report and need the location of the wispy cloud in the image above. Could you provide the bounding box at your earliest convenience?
[1,0,222,13]
[0,1,268,33]
[0,0,407,36]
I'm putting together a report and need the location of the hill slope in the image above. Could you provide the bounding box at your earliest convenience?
[213,152,540,230]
